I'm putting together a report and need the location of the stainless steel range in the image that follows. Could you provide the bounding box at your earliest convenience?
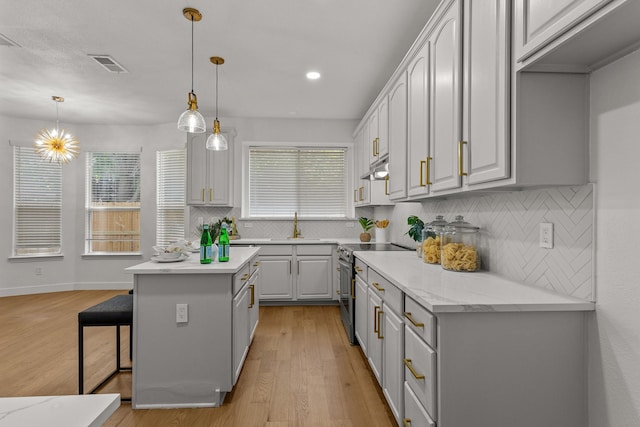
[337,243,412,345]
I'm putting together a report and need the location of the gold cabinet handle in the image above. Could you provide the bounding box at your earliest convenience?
[359,186,364,201]
[201,188,205,202]
[253,261,260,267]
[372,282,385,292]
[458,140,467,177]
[425,156,433,185]
[355,266,363,273]
[419,160,426,187]
[351,278,355,300]
[375,137,380,156]
[373,306,380,333]
[384,175,390,195]
[402,419,411,427]
[336,267,341,272]
[403,358,425,380]
[377,309,384,339]
[354,189,358,203]
[209,188,213,201]
[241,273,250,281]
[336,289,341,295]
[404,312,425,328]
[249,284,255,308]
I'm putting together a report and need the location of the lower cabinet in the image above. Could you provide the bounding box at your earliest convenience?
[232,263,260,385]
[258,244,334,302]
[382,307,404,422]
[354,275,368,354]
[366,288,383,383]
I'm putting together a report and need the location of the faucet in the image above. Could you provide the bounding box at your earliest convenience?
[292,212,302,238]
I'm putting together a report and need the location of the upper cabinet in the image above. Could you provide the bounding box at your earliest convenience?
[514,0,611,64]
[387,72,407,201]
[186,130,235,206]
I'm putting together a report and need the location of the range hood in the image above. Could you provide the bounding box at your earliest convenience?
[361,155,389,180]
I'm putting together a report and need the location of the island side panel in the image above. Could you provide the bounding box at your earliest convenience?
[437,310,588,427]
[133,273,233,408]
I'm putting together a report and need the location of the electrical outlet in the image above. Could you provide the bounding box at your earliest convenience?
[244,223,253,228]
[176,303,188,323]
[539,223,554,249]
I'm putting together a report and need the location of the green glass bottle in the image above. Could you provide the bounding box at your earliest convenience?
[218,224,230,262]
[200,224,212,264]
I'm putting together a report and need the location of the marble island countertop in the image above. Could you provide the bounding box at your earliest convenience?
[355,251,595,313]
[0,394,119,427]
[230,237,363,245]
[126,247,260,274]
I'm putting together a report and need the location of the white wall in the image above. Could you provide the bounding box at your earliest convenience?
[0,115,357,296]
[588,48,640,427]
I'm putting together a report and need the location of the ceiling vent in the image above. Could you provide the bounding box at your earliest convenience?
[0,33,20,47]
[88,54,128,73]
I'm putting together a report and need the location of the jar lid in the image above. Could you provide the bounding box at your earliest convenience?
[444,215,479,232]
[426,215,448,227]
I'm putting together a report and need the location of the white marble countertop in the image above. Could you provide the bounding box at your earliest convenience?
[355,251,595,313]
[125,247,260,274]
[230,237,357,245]
[0,394,119,427]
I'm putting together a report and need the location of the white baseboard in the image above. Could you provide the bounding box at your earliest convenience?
[0,281,133,297]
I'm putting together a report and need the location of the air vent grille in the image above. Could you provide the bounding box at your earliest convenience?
[0,33,20,47]
[88,54,128,73]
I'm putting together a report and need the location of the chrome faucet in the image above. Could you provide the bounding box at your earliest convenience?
[292,212,302,238]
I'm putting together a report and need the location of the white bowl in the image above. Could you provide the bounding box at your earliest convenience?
[156,251,182,260]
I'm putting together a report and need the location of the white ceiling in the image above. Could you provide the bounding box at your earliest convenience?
[0,0,439,126]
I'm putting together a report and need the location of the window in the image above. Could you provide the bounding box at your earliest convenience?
[156,149,185,246]
[248,147,347,218]
[13,146,62,256]
[85,152,141,254]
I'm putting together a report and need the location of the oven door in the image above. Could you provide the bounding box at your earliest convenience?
[338,257,355,344]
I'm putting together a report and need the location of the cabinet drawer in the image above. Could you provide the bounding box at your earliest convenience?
[354,257,367,281]
[404,296,437,348]
[296,244,334,256]
[404,326,437,421]
[368,268,402,314]
[249,256,260,276]
[257,245,293,256]
[404,381,436,427]
[233,264,251,296]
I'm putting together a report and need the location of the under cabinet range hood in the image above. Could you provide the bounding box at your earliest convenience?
[362,155,389,180]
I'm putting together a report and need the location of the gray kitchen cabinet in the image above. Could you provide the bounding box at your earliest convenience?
[366,286,383,384]
[233,263,259,384]
[367,96,389,166]
[354,274,368,354]
[387,72,408,201]
[514,0,611,64]
[258,244,334,302]
[186,130,235,206]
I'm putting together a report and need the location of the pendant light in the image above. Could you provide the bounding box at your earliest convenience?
[34,96,79,164]
[206,56,228,151]
[177,8,206,133]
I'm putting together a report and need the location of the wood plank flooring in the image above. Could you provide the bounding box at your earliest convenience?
[0,291,396,427]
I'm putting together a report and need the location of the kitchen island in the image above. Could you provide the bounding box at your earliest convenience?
[125,247,260,409]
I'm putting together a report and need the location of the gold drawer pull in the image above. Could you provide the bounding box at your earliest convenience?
[209,188,213,201]
[425,156,432,185]
[372,282,385,292]
[419,160,426,187]
[458,140,467,177]
[404,312,424,328]
[377,309,384,339]
[241,273,250,281]
[373,306,380,333]
[249,284,255,308]
[384,175,389,195]
[336,290,341,295]
[403,358,425,380]
[402,419,411,427]
[253,261,260,267]
[355,266,363,273]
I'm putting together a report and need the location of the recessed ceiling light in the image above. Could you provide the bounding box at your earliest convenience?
[306,71,321,80]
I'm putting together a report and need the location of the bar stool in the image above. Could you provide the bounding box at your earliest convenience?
[78,294,133,401]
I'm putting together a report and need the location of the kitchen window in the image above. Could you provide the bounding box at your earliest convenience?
[246,146,347,218]
[156,149,185,246]
[85,152,141,254]
[13,146,62,257]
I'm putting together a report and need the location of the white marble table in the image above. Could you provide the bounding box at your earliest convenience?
[0,394,119,427]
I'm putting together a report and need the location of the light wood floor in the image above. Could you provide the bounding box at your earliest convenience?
[0,290,396,427]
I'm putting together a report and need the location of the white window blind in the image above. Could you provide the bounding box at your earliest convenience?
[85,152,141,253]
[156,149,185,246]
[248,147,347,218]
[13,147,62,256]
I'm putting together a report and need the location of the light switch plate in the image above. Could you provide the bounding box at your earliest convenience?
[539,223,554,249]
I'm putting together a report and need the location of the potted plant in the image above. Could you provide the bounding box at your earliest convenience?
[406,215,425,256]
[358,217,374,242]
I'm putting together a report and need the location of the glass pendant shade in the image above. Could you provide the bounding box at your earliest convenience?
[177,92,206,133]
[206,119,228,151]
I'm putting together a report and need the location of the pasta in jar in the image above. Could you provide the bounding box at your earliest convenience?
[441,242,479,272]
[422,236,441,264]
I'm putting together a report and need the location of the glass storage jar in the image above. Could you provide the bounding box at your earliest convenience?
[422,215,447,264]
[440,215,481,272]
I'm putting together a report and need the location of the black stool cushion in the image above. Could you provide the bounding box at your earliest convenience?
[78,295,133,326]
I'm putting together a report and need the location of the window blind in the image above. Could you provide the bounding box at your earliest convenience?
[248,147,347,218]
[156,149,185,246]
[13,147,62,256]
[85,152,141,253]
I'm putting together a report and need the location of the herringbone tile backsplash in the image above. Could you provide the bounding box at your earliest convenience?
[379,184,595,301]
